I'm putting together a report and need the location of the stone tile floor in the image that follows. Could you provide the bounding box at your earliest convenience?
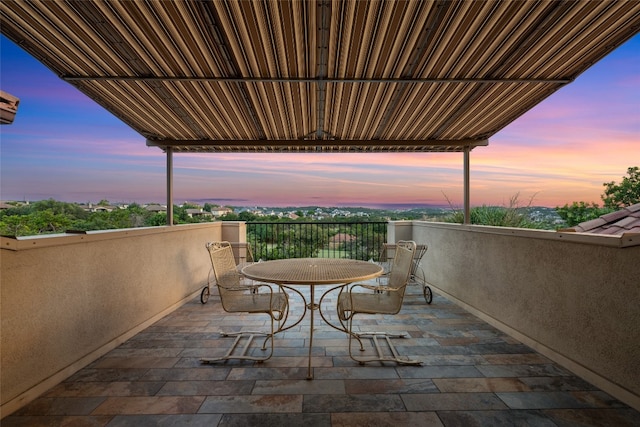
[4,284,639,426]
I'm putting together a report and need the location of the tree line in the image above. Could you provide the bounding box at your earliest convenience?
[0,200,212,236]
[555,166,639,226]
[0,200,396,237]
[1,166,636,237]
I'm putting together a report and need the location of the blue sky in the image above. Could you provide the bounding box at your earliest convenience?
[1,33,638,208]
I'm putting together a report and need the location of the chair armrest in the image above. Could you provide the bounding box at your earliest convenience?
[218,283,274,293]
[351,283,401,293]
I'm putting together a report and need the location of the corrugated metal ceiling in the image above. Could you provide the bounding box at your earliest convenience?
[1,0,639,153]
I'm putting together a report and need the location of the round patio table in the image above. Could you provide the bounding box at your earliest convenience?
[242,258,383,379]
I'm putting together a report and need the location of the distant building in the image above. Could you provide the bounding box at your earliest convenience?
[145,204,167,213]
[186,208,213,219]
[210,207,233,217]
[329,233,356,248]
[79,203,118,213]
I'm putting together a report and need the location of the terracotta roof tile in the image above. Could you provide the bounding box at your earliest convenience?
[569,203,640,235]
[575,218,607,232]
[626,204,640,213]
[602,227,624,235]
[615,216,638,228]
[600,210,629,222]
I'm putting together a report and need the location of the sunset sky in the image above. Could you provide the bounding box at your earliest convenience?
[1,33,638,209]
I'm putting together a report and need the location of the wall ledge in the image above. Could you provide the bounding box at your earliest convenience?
[412,221,638,248]
[1,223,221,251]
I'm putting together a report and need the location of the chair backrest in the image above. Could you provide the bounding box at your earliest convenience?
[206,241,242,297]
[245,242,255,263]
[380,242,427,262]
[387,240,416,300]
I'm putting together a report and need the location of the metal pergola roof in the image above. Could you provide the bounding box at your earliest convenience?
[1,1,639,222]
[2,0,639,153]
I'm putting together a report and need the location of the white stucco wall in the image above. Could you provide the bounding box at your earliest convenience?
[0,222,244,416]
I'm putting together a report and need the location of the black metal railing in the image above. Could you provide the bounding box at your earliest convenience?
[246,221,387,261]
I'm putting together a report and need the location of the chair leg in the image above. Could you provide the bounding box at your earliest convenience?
[347,317,421,366]
[201,317,276,364]
[345,318,365,354]
[201,330,274,364]
[260,314,283,350]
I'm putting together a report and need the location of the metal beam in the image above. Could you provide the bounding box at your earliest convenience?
[62,75,572,84]
[147,138,489,148]
[315,0,331,139]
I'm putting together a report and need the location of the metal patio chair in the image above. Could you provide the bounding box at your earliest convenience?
[337,240,422,365]
[378,241,432,303]
[201,242,257,304]
[200,241,289,363]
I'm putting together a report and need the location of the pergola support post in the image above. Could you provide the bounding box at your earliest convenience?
[166,147,174,226]
[464,146,470,225]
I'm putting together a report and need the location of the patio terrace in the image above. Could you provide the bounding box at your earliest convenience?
[3,281,640,426]
[2,221,638,425]
[2,2,639,423]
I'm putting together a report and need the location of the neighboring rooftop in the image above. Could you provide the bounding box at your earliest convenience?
[0,89,19,125]
[570,203,640,235]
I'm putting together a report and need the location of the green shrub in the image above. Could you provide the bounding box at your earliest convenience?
[443,193,539,228]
